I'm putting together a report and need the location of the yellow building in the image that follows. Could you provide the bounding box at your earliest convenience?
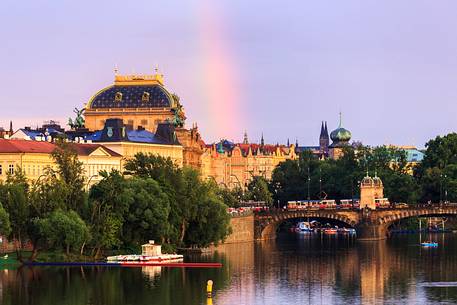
[88,118,184,168]
[0,139,122,186]
[360,174,385,209]
[83,71,203,170]
[201,138,297,189]
[84,71,180,132]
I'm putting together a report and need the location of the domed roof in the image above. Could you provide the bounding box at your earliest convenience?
[330,127,352,142]
[361,176,374,186]
[87,74,175,109]
[330,112,351,144]
[373,176,383,186]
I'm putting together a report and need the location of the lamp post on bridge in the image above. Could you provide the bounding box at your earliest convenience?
[319,167,322,200]
[444,174,448,204]
[307,166,311,201]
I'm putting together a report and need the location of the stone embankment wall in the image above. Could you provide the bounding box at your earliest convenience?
[223,215,255,243]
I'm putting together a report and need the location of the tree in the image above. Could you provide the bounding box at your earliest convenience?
[245,176,272,206]
[216,186,243,208]
[122,177,171,246]
[37,209,90,255]
[184,183,231,248]
[88,170,131,257]
[416,133,457,202]
[51,141,86,212]
[0,202,11,237]
[0,183,29,254]
[124,153,232,249]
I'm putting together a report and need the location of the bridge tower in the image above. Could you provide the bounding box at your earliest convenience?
[360,174,384,209]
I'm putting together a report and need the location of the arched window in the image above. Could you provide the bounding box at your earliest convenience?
[115,92,123,102]
[142,92,150,102]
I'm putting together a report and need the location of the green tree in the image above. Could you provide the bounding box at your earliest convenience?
[216,186,243,208]
[0,183,29,256]
[51,141,86,212]
[37,209,90,255]
[124,153,232,249]
[184,183,231,248]
[245,176,273,205]
[416,133,457,202]
[88,170,131,257]
[122,177,171,246]
[0,202,11,237]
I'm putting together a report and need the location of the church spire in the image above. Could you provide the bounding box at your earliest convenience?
[319,121,325,137]
[9,121,13,135]
[243,130,249,144]
[260,133,264,146]
[287,138,290,147]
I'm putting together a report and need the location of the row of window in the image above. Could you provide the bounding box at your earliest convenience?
[98,119,162,129]
[87,164,120,176]
[0,164,15,175]
[115,92,151,102]
[0,163,121,178]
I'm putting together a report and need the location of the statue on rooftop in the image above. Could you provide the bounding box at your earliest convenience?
[170,94,186,128]
[68,107,85,130]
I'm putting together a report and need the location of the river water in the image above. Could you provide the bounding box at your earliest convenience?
[2,233,457,305]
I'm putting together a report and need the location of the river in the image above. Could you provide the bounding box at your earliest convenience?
[2,233,457,305]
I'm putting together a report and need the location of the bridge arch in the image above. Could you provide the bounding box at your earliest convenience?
[255,210,360,240]
[376,208,457,227]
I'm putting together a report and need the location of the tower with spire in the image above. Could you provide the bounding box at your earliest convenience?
[243,131,249,144]
[329,112,352,159]
[319,121,329,157]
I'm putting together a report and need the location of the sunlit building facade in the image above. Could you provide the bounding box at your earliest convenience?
[201,135,297,189]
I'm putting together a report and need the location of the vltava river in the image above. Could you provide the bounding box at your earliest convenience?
[2,233,457,305]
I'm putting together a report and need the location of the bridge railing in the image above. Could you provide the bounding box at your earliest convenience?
[252,203,457,215]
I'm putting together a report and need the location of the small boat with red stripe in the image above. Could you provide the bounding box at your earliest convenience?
[107,240,183,264]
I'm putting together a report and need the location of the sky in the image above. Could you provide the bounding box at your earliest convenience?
[1,0,457,148]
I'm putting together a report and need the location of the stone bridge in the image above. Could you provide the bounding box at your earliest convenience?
[254,205,457,241]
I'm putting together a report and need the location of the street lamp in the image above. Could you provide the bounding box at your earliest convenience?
[444,174,448,204]
[307,166,311,201]
[319,167,322,200]
[440,173,443,204]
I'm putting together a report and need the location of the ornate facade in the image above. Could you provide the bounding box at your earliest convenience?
[83,71,203,169]
[360,175,384,209]
[201,136,297,189]
[84,71,179,132]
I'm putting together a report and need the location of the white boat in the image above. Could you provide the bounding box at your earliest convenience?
[107,240,183,263]
[297,222,313,232]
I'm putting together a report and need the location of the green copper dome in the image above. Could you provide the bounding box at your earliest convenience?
[330,112,352,144]
[330,127,352,142]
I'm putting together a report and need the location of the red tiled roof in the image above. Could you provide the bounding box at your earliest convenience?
[0,139,56,153]
[0,139,121,157]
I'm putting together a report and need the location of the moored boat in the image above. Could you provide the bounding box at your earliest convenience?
[421,241,438,247]
[107,240,184,263]
[297,222,313,232]
[324,228,338,234]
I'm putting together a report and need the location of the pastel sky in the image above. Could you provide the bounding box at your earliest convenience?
[1,0,457,148]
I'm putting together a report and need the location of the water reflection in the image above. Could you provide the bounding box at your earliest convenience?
[1,234,457,304]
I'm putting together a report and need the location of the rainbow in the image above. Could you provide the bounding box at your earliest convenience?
[197,1,243,141]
